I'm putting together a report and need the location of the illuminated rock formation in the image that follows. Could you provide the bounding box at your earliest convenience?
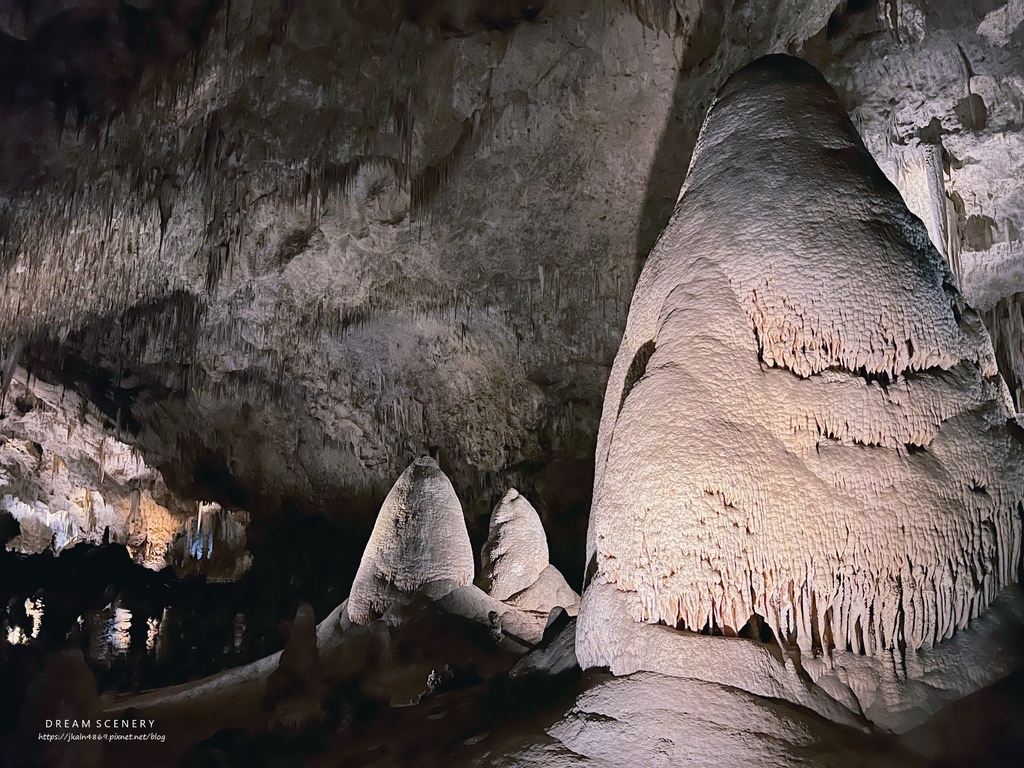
[578,54,1024,683]
[504,564,580,617]
[174,501,252,582]
[347,456,475,624]
[481,489,550,601]
[481,488,580,620]
[0,368,215,571]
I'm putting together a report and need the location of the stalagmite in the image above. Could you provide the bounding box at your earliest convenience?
[480,488,581,617]
[481,488,550,601]
[347,456,475,625]
[264,603,323,731]
[578,55,1024,682]
[16,646,104,768]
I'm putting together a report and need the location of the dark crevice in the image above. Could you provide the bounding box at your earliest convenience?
[619,340,656,413]
[584,552,598,589]
[405,0,550,34]
[855,366,892,386]
[667,611,783,661]
[826,0,877,40]
[0,0,226,194]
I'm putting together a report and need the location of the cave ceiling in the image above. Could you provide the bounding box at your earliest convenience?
[0,0,1021,556]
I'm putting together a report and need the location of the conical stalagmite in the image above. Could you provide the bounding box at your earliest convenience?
[481,488,580,617]
[578,55,1024,675]
[264,603,323,731]
[481,488,550,601]
[348,456,475,625]
[17,646,104,768]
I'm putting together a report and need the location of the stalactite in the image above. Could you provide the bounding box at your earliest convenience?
[983,292,1024,412]
[895,143,963,286]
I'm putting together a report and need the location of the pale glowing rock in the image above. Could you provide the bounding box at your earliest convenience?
[893,143,959,281]
[146,617,160,652]
[26,597,44,641]
[0,368,198,569]
[347,457,474,624]
[109,607,133,655]
[977,0,1024,47]
[580,54,1024,684]
[4,597,43,647]
[86,601,133,665]
[505,565,580,617]
[526,672,909,768]
[481,488,550,601]
[480,488,580,618]
[435,584,551,647]
[5,625,27,646]
[187,502,220,560]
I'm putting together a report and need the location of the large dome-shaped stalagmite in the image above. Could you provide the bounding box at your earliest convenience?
[577,55,1024,673]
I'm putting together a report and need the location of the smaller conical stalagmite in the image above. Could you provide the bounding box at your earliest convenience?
[481,488,550,601]
[264,603,323,731]
[347,457,474,625]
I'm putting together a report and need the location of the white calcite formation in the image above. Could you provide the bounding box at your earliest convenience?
[347,456,475,625]
[516,672,906,768]
[481,488,551,601]
[0,368,253,578]
[481,488,580,618]
[505,564,580,617]
[578,55,1024,676]
[175,501,252,582]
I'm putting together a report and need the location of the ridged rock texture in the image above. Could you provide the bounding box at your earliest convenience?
[347,456,475,624]
[579,55,1024,669]
[480,487,581,619]
[505,564,580,614]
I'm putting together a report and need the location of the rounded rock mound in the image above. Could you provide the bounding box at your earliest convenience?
[481,488,550,601]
